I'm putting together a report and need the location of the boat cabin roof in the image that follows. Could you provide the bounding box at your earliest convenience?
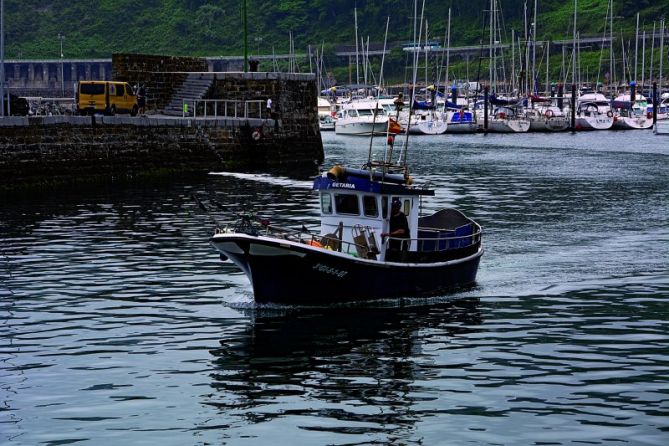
[313,166,434,197]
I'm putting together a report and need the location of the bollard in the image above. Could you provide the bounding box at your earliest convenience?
[652,82,657,126]
[570,84,576,132]
[484,86,489,133]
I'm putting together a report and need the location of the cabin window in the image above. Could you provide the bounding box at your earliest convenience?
[402,199,411,216]
[125,84,134,96]
[80,83,105,95]
[320,193,333,214]
[109,84,116,95]
[335,193,359,215]
[363,195,378,217]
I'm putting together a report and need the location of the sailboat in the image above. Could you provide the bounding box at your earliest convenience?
[611,85,653,130]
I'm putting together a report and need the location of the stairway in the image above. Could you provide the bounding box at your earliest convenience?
[162,73,214,116]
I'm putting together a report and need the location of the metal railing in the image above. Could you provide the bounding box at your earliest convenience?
[181,99,268,119]
[386,224,483,252]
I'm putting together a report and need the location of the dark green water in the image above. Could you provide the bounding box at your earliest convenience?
[1,131,668,445]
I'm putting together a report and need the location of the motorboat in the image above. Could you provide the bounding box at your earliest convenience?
[318,97,336,131]
[334,99,390,136]
[210,161,483,305]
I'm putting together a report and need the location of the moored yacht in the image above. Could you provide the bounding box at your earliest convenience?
[612,93,653,130]
[574,93,614,130]
[335,99,390,136]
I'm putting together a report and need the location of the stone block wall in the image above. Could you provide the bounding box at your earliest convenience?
[112,54,208,112]
[0,116,323,188]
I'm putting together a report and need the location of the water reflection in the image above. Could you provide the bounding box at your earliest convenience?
[206,299,481,437]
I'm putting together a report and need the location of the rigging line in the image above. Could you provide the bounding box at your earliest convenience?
[402,0,427,168]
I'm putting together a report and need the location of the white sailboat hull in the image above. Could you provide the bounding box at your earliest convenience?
[612,116,653,130]
[575,115,614,130]
[408,120,447,135]
[529,116,570,132]
[487,118,531,133]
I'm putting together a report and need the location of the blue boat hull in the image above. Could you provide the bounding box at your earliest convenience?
[211,234,483,305]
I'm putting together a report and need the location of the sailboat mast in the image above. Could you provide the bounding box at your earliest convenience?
[660,19,665,92]
[355,8,359,86]
[446,8,451,90]
[650,22,656,85]
[610,0,614,90]
[635,13,639,82]
[641,30,646,92]
[532,0,537,94]
[572,0,577,88]
[489,0,493,89]
[512,29,516,93]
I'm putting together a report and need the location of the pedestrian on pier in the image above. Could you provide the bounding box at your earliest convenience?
[137,84,146,116]
[266,98,272,119]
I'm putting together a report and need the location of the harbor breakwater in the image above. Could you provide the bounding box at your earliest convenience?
[0,54,323,189]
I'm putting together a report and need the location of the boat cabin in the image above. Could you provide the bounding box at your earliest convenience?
[312,165,479,263]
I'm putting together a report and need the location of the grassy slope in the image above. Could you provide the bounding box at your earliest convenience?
[6,0,667,85]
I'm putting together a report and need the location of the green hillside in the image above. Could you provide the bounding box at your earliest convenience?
[5,0,668,83]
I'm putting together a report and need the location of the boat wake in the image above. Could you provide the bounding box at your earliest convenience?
[209,171,314,189]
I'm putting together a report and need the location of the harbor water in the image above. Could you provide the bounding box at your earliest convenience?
[1,130,668,445]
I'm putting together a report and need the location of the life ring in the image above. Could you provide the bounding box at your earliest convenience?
[251,128,262,141]
[606,110,613,118]
[544,109,554,118]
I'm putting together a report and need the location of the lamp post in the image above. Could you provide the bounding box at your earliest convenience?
[58,33,65,97]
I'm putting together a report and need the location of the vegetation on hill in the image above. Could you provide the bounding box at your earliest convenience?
[5,0,668,84]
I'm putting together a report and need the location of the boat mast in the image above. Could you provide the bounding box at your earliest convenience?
[660,19,665,93]
[641,30,646,93]
[402,0,426,168]
[489,0,493,91]
[532,0,537,94]
[610,0,614,92]
[635,13,639,83]
[650,22,656,86]
[355,8,360,86]
[445,7,451,100]
[572,0,577,89]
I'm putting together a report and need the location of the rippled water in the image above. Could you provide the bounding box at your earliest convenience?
[1,131,668,445]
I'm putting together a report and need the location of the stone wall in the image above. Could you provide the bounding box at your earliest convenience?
[0,115,323,188]
[111,54,208,112]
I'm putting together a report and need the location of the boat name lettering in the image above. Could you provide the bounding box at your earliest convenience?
[332,182,356,189]
[313,263,348,278]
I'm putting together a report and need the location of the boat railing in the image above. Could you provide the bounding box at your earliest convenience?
[181,99,268,120]
[257,225,374,259]
[385,223,483,252]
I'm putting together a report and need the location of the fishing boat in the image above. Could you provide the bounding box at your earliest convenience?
[210,158,483,305]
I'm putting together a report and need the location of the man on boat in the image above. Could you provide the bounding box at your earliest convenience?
[382,199,410,260]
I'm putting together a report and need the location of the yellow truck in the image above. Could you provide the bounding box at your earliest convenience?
[76,81,138,116]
